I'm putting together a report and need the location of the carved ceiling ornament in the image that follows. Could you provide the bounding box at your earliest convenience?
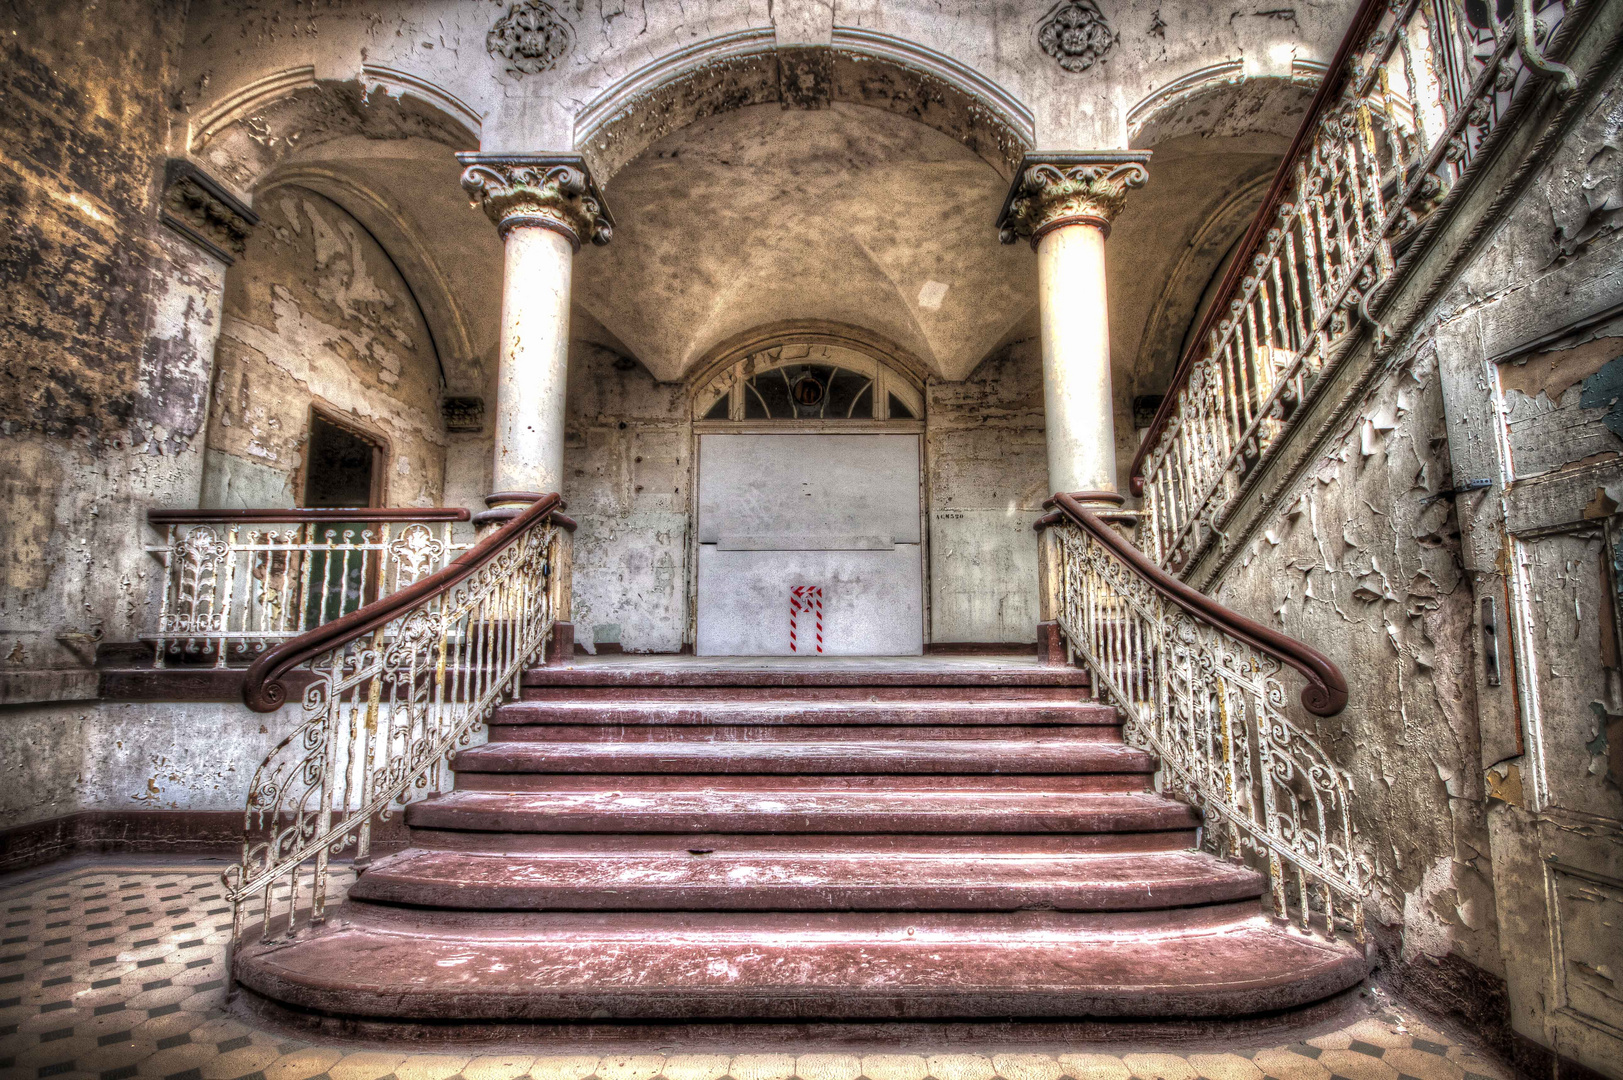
[1038,0,1116,73]
[996,152,1151,246]
[457,154,614,249]
[487,0,573,77]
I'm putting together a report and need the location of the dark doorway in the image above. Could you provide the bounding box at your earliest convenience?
[303,412,382,508]
[301,412,384,628]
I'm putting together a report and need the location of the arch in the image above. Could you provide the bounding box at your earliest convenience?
[259,167,480,394]
[188,66,481,197]
[1126,64,1321,151]
[573,28,1035,184]
[187,69,488,397]
[686,321,930,400]
[692,340,926,424]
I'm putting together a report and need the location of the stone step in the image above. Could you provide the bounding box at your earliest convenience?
[521,659,1091,690]
[454,736,1155,775]
[404,829,1201,856]
[453,772,1150,794]
[403,788,1200,835]
[520,686,1092,703]
[347,847,1263,912]
[484,723,1128,743]
[234,911,1368,1021]
[491,700,1119,727]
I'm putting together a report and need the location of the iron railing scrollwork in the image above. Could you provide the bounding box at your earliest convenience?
[145,508,473,667]
[1130,0,1575,572]
[223,494,571,945]
[1041,493,1366,941]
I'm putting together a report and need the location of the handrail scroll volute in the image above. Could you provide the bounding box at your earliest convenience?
[1040,492,1365,941]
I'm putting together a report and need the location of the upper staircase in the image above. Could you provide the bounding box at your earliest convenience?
[233,656,1369,1023]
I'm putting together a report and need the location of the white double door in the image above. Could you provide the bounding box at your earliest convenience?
[695,433,923,656]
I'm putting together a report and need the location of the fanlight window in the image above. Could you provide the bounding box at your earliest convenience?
[695,345,923,423]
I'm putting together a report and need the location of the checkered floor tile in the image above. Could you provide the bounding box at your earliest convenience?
[0,860,1515,1080]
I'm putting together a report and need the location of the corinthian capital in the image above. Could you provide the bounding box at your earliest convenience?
[996,151,1151,246]
[456,152,614,249]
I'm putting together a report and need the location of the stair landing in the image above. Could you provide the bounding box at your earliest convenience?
[233,654,1368,1023]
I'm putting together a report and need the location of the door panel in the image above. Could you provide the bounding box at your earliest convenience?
[695,433,924,656]
[696,546,924,655]
[1439,288,1623,1076]
[697,434,921,544]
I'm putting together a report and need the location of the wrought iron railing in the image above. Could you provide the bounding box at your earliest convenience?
[1131,0,1576,571]
[144,508,473,667]
[224,495,571,944]
[1041,493,1365,940]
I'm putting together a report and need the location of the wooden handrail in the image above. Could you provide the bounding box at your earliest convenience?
[1040,492,1347,716]
[242,494,563,713]
[1127,0,1387,494]
[149,507,471,524]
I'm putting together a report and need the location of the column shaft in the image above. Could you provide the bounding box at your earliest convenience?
[493,225,574,502]
[1036,221,1116,496]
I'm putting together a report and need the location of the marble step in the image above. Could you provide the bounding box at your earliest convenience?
[234,910,1369,1021]
[346,847,1264,912]
[453,736,1155,777]
[490,699,1120,727]
[521,660,1093,690]
[403,788,1201,835]
[404,828,1201,856]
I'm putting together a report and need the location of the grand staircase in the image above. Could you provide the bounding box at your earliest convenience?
[233,657,1370,1023]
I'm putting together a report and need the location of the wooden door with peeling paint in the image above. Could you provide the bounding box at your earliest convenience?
[1440,287,1623,1075]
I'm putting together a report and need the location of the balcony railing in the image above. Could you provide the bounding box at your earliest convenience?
[1131,0,1576,572]
[144,508,472,668]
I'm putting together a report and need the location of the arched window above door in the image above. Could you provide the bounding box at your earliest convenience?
[693,344,924,424]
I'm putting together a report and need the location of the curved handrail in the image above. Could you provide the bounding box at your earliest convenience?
[1126,0,1385,492]
[1041,492,1347,716]
[149,507,471,524]
[241,494,563,713]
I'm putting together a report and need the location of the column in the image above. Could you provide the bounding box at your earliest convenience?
[457,153,613,522]
[997,152,1149,502]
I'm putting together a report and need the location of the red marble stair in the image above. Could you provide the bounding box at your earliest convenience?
[233,657,1370,1023]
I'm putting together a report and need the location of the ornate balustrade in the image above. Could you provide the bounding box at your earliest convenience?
[1131,0,1576,571]
[223,495,572,943]
[1040,493,1364,939]
[144,508,473,668]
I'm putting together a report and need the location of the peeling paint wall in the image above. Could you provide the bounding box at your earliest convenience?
[202,186,447,509]
[563,344,692,654]
[1210,337,1500,978]
[927,337,1049,642]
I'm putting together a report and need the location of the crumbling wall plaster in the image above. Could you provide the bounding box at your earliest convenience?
[202,186,447,509]
[1209,337,1501,977]
[927,337,1049,643]
[1,0,209,681]
[563,343,691,654]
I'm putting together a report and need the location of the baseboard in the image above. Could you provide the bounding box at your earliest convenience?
[1379,948,1514,1062]
[0,810,409,874]
[924,642,1039,655]
[1375,943,1611,1080]
[1512,1033,1617,1080]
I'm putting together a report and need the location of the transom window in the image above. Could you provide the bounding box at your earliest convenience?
[694,343,923,423]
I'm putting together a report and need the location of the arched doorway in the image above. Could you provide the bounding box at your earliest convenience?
[691,341,926,655]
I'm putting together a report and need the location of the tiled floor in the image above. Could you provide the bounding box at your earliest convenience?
[0,859,1513,1080]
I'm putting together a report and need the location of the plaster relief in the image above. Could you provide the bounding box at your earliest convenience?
[1038,1,1117,73]
[487,0,574,77]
